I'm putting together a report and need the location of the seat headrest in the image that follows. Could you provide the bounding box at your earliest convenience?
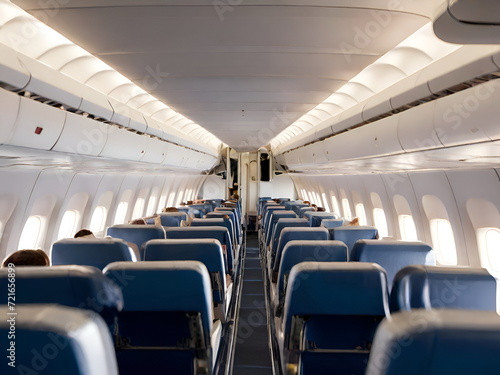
[390,265,496,312]
[51,238,135,269]
[0,304,118,375]
[0,265,123,311]
[351,240,435,286]
[104,260,213,331]
[366,309,500,375]
[283,262,389,334]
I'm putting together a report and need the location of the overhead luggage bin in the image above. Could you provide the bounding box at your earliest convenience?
[0,44,30,90]
[9,95,66,150]
[99,126,150,162]
[0,89,21,144]
[397,101,442,153]
[52,111,108,156]
[18,54,82,110]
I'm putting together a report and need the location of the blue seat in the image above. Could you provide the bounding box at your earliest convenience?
[304,212,338,227]
[106,224,165,260]
[104,261,221,375]
[282,262,389,375]
[275,240,348,314]
[0,265,122,333]
[268,218,310,257]
[390,265,497,312]
[330,226,379,257]
[157,212,188,226]
[366,309,500,375]
[215,207,241,240]
[143,238,230,321]
[197,216,237,247]
[261,206,286,233]
[298,206,315,218]
[165,226,234,274]
[321,219,345,229]
[264,210,298,247]
[351,240,435,288]
[51,238,136,269]
[0,304,118,375]
[271,227,329,273]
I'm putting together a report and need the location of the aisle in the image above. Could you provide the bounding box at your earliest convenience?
[232,234,273,375]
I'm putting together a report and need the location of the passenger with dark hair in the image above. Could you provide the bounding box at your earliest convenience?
[2,249,50,267]
[74,229,95,238]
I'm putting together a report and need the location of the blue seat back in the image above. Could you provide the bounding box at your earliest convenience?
[321,219,345,229]
[282,262,389,375]
[351,240,435,287]
[106,224,165,260]
[276,240,348,311]
[103,261,214,374]
[265,210,298,246]
[390,265,497,312]
[214,207,241,238]
[298,207,315,218]
[330,226,378,256]
[158,212,188,226]
[366,309,500,375]
[304,212,338,227]
[262,206,286,233]
[51,238,135,269]
[165,226,234,273]
[104,260,213,334]
[270,218,310,256]
[0,304,118,375]
[0,265,122,331]
[205,212,239,244]
[273,227,329,271]
[143,239,226,304]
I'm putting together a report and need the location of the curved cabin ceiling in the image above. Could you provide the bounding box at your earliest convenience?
[11,0,440,152]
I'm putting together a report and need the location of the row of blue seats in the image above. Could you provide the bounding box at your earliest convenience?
[258,199,499,374]
[0,260,223,375]
[275,260,498,375]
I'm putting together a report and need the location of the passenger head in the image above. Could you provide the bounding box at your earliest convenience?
[316,206,326,212]
[129,218,147,225]
[162,207,179,213]
[74,229,95,239]
[2,249,50,267]
[348,217,360,226]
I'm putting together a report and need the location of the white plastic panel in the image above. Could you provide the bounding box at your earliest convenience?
[79,86,113,121]
[324,116,402,161]
[433,1,500,44]
[139,137,168,164]
[390,71,430,109]
[330,104,364,135]
[0,89,21,144]
[296,143,328,165]
[162,144,190,167]
[424,45,500,94]
[0,45,30,89]
[18,55,82,110]
[434,83,493,147]
[99,127,149,161]
[108,97,131,128]
[9,96,66,150]
[362,94,393,122]
[128,108,148,133]
[398,101,442,152]
[315,117,336,141]
[52,112,108,156]
[483,81,500,140]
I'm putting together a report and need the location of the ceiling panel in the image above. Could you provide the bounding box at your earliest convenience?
[15,1,429,151]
